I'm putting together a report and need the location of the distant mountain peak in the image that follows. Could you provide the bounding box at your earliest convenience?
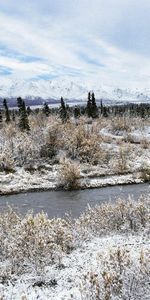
[0,78,150,103]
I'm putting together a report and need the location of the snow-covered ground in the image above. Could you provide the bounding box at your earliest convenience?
[1,234,149,300]
[0,164,143,195]
[0,198,149,300]
[0,116,150,195]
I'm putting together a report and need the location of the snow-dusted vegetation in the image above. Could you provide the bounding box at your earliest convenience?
[0,104,149,299]
[0,111,150,194]
[0,197,149,299]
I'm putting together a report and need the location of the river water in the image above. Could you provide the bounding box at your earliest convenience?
[0,183,149,218]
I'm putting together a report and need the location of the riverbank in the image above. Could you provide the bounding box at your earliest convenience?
[0,164,144,196]
[0,115,150,196]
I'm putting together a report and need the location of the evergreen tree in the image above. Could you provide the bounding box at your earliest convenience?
[74,106,81,118]
[140,106,145,119]
[17,97,23,112]
[17,97,30,131]
[0,110,2,124]
[91,92,98,118]
[86,92,92,117]
[102,106,108,117]
[59,97,69,122]
[100,99,103,115]
[43,102,50,116]
[27,106,32,115]
[12,110,15,122]
[3,99,10,123]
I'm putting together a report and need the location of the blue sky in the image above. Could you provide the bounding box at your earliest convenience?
[0,0,150,87]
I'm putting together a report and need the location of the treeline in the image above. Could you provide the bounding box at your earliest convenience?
[0,97,30,130]
[0,92,150,131]
[43,94,150,120]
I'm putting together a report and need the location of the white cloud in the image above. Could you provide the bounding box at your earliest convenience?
[0,0,150,87]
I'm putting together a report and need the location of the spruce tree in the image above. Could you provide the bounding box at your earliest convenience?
[3,99,10,123]
[86,92,92,117]
[91,92,98,118]
[102,106,108,117]
[0,110,2,125]
[12,110,15,122]
[17,97,30,131]
[17,97,23,111]
[27,106,32,115]
[43,102,50,116]
[74,106,81,118]
[100,99,103,115]
[59,97,69,122]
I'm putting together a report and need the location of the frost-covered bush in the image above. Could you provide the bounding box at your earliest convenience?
[61,120,103,164]
[78,247,150,300]
[140,138,150,149]
[58,158,81,190]
[40,121,61,158]
[115,144,129,173]
[140,163,150,182]
[0,122,41,167]
[75,198,149,239]
[0,208,73,276]
[0,148,15,173]
[0,198,149,277]
[0,113,150,177]
[77,135,103,164]
[15,132,40,165]
[111,116,132,133]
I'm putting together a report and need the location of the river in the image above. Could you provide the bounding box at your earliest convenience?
[0,183,149,218]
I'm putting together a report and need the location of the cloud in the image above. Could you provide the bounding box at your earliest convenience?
[0,0,150,87]
[0,66,12,76]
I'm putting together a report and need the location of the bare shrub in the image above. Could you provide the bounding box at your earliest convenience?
[77,135,103,164]
[79,247,150,300]
[114,144,130,173]
[111,116,131,133]
[61,120,103,164]
[0,148,15,173]
[15,132,40,165]
[75,198,149,239]
[0,197,149,282]
[140,138,150,149]
[0,208,73,275]
[140,163,150,182]
[40,122,61,158]
[58,158,81,190]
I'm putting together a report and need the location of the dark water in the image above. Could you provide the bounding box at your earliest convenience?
[0,183,149,218]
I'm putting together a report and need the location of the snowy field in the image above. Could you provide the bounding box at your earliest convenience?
[0,198,149,299]
[0,115,150,194]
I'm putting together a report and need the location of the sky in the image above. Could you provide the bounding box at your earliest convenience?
[0,0,150,87]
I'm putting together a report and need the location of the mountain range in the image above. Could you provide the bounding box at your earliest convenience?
[0,77,150,104]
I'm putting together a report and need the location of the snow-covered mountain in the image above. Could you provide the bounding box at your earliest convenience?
[0,77,150,103]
